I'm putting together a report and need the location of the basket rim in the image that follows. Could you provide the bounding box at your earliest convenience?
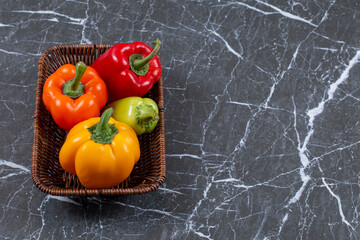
[32,44,166,196]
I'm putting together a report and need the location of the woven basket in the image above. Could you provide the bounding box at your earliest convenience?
[32,44,166,196]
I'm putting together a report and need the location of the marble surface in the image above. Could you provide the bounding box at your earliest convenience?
[0,0,359,239]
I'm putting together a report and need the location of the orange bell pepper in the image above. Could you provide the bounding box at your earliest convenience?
[42,61,107,131]
[59,108,140,189]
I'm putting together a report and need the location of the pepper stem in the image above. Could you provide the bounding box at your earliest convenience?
[129,39,161,76]
[62,62,86,98]
[95,108,113,133]
[88,108,119,144]
[136,104,159,132]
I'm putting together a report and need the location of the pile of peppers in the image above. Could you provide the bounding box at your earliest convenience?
[42,39,162,189]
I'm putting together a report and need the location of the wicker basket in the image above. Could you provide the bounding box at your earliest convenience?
[32,44,166,196]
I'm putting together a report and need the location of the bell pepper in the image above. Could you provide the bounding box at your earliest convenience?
[42,61,107,131]
[59,108,140,189]
[106,97,159,135]
[92,39,162,102]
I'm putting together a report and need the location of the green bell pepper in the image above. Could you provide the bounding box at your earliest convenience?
[106,97,159,135]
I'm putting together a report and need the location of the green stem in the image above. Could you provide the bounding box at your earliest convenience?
[62,61,87,98]
[88,108,119,144]
[135,104,159,134]
[95,108,113,134]
[137,105,158,124]
[133,39,161,69]
[129,39,161,76]
[72,62,86,90]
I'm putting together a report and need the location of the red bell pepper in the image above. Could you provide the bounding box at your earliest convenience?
[92,39,162,102]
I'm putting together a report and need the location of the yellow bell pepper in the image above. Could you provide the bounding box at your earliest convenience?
[59,108,140,189]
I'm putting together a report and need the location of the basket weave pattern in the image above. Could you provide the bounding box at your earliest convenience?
[32,45,166,196]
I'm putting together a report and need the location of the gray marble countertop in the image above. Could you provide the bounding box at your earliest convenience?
[1,1,359,239]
